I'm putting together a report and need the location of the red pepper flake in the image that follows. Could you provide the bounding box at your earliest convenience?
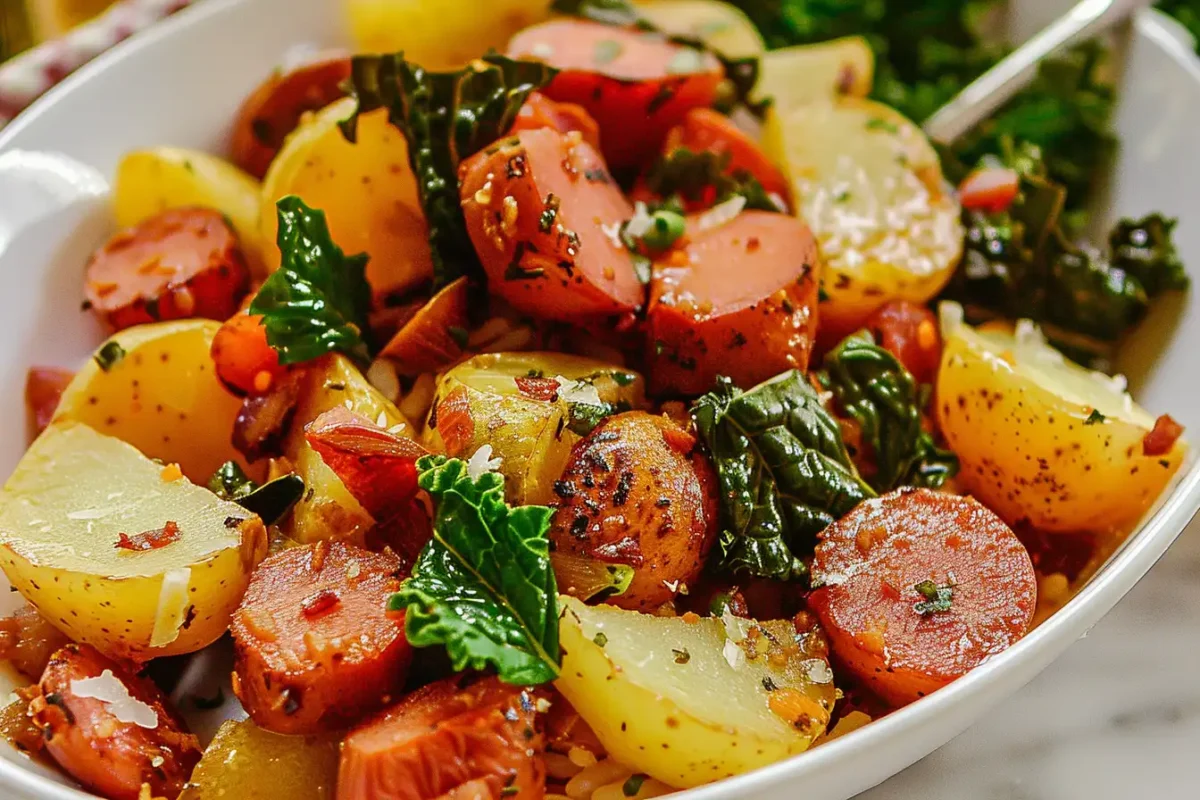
[1143,414,1184,456]
[515,376,561,402]
[115,521,180,552]
[301,588,341,618]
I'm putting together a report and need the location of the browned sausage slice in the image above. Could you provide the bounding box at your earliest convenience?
[548,411,718,611]
[31,644,201,800]
[809,488,1037,707]
[85,207,250,332]
[230,541,411,735]
[460,128,645,322]
[646,210,821,396]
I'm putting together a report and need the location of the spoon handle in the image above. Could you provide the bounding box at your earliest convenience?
[923,0,1153,144]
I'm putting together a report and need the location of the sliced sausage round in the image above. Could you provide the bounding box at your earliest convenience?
[85,207,250,332]
[460,127,644,322]
[548,411,718,611]
[31,644,201,800]
[508,19,724,169]
[230,541,412,735]
[646,210,821,397]
[808,488,1037,707]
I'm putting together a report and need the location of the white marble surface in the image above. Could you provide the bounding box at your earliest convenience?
[859,516,1200,799]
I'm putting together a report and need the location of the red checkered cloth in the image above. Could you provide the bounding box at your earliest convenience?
[0,0,197,126]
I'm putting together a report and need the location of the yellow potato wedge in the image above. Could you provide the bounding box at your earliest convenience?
[282,355,415,545]
[180,718,339,800]
[344,0,552,69]
[636,0,765,58]
[754,36,875,112]
[556,597,836,789]
[937,310,1187,533]
[424,353,647,506]
[765,97,963,341]
[261,98,432,298]
[0,423,267,661]
[113,147,262,263]
[53,320,259,485]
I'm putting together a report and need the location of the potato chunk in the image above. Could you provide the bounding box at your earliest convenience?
[424,353,647,506]
[0,423,267,661]
[937,314,1186,533]
[636,0,766,58]
[765,97,963,342]
[54,320,257,484]
[180,719,340,800]
[754,37,874,112]
[555,597,836,788]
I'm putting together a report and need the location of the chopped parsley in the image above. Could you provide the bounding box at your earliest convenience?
[622,774,647,797]
[93,340,126,372]
[913,579,954,616]
[593,632,609,647]
[1084,409,1106,425]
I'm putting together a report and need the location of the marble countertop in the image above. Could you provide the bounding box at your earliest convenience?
[859,517,1200,799]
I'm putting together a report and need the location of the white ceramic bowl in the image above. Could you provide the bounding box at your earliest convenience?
[0,1,1198,798]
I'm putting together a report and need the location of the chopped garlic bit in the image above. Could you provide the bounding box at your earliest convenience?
[722,638,746,669]
[467,445,503,481]
[554,376,603,407]
[70,670,159,729]
[600,220,624,249]
[695,195,746,232]
[721,607,751,643]
[535,697,552,714]
[662,579,680,593]
[625,201,653,238]
[367,359,401,404]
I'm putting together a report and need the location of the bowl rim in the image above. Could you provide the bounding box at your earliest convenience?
[1,3,1199,799]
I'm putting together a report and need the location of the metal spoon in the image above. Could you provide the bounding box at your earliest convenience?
[923,0,1156,144]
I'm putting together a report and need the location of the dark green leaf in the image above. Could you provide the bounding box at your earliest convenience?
[207,462,305,527]
[913,579,954,615]
[389,455,559,685]
[250,196,371,366]
[341,54,558,289]
[642,147,781,212]
[1110,214,1189,296]
[94,341,126,372]
[1084,409,1106,426]
[821,331,959,492]
[623,774,647,797]
[692,372,874,581]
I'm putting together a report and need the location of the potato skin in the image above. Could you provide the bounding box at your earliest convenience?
[937,325,1187,533]
[548,411,718,611]
[179,719,340,800]
[32,644,201,800]
[231,541,411,735]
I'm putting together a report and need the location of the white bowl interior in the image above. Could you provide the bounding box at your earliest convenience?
[0,2,1197,799]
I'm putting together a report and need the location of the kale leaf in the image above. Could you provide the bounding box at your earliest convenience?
[1110,214,1189,296]
[642,147,781,212]
[250,196,371,366]
[820,331,958,492]
[341,54,558,289]
[389,455,560,685]
[206,461,305,526]
[692,371,874,582]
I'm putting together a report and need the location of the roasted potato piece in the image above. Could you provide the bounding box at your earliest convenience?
[180,718,340,800]
[937,313,1187,533]
[754,37,875,112]
[345,0,552,69]
[636,0,765,58]
[231,541,411,735]
[549,412,718,611]
[262,98,432,297]
[113,147,263,263]
[424,353,647,506]
[556,597,836,788]
[85,207,250,332]
[53,319,258,484]
[282,355,415,545]
[33,644,202,800]
[0,423,268,660]
[765,97,963,342]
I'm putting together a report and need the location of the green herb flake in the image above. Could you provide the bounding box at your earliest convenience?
[623,774,647,797]
[594,39,625,65]
[250,196,371,366]
[913,579,954,616]
[207,461,305,526]
[593,632,609,647]
[500,788,520,798]
[643,147,778,213]
[539,193,561,233]
[611,371,637,387]
[93,341,127,372]
[389,456,560,685]
[640,209,686,251]
[666,47,705,75]
[865,117,898,134]
[672,647,690,664]
[1084,409,1106,425]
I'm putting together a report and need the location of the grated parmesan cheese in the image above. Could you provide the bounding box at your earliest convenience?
[149,568,191,648]
[554,377,603,407]
[70,670,158,729]
[624,201,653,238]
[467,445,503,481]
[722,639,746,670]
[695,196,746,233]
